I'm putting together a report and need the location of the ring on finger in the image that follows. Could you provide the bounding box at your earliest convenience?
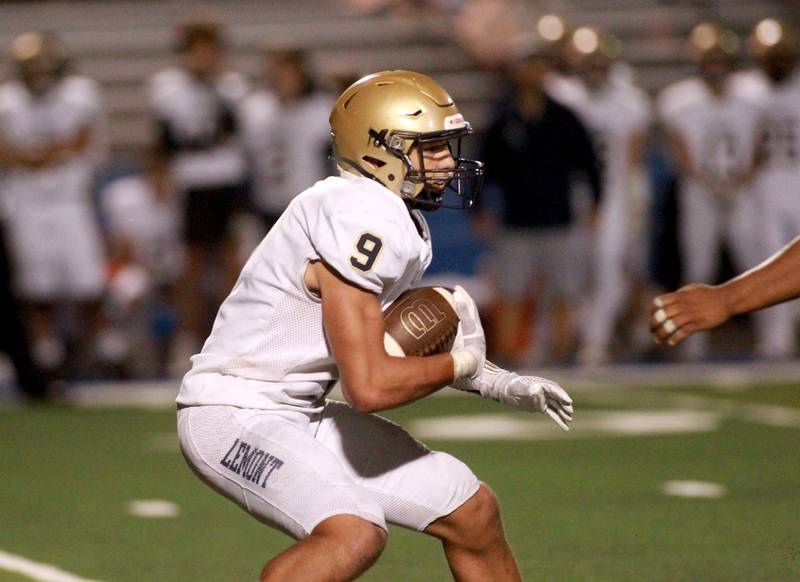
[663,318,677,334]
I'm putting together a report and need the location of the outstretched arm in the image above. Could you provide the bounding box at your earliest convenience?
[650,236,800,346]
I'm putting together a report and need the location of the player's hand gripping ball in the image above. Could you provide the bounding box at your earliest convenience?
[383,287,459,357]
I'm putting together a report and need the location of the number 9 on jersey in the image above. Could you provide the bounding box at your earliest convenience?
[350,232,383,272]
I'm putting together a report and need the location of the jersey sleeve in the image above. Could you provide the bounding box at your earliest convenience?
[312,208,407,295]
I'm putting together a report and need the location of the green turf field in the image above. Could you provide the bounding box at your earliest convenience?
[1,382,799,581]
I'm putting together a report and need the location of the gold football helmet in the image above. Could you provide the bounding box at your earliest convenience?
[689,22,740,63]
[749,18,798,58]
[11,32,69,94]
[570,27,621,63]
[568,28,622,89]
[749,18,798,83]
[329,70,483,209]
[688,23,739,87]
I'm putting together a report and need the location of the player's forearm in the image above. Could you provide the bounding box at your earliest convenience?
[667,130,696,178]
[338,352,454,413]
[720,236,800,316]
[49,126,92,159]
[0,127,92,169]
[0,142,47,168]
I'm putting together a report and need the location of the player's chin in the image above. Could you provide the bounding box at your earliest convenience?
[413,187,444,206]
[425,181,447,194]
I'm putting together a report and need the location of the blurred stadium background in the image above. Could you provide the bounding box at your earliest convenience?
[1,1,800,581]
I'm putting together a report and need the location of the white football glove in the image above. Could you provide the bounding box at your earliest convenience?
[454,361,574,431]
[451,285,486,381]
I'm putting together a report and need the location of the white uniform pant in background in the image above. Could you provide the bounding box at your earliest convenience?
[679,183,778,358]
[5,203,106,302]
[755,171,800,358]
[582,192,648,360]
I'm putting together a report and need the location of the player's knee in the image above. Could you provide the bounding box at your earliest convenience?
[437,483,504,550]
[260,516,386,581]
[315,514,387,563]
[465,483,503,537]
[345,519,387,561]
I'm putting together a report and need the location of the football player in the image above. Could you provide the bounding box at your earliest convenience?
[147,16,249,371]
[657,23,766,360]
[747,18,800,358]
[562,28,652,366]
[176,71,573,581]
[0,31,109,373]
[240,48,334,233]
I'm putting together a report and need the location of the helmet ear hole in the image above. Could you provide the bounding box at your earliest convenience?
[361,156,386,169]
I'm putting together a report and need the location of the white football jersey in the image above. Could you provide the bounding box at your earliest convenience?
[0,75,106,212]
[241,90,334,215]
[729,68,772,103]
[545,72,586,107]
[660,78,762,187]
[757,72,800,178]
[178,172,433,411]
[147,67,249,191]
[657,77,707,123]
[568,80,650,194]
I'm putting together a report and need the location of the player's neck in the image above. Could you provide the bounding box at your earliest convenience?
[404,203,427,239]
[518,91,546,119]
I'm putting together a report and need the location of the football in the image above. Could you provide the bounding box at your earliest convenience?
[383,286,459,357]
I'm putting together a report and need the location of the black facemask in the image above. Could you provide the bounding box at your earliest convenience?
[404,158,485,211]
[369,128,485,211]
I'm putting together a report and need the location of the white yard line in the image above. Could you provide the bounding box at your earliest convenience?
[126,499,180,518]
[410,410,722,441]
[0,550,102,582]
[67,381,178,409]
[663,480,727,499]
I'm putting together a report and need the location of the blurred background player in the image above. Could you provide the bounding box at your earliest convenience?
[560,28,652,367]
[243,50,334,235]
[479,32,600,366]
[147,16,250,372]
[100,172,184,377]
[0,31,111,377]
[241,48,335,235]
[0,220,48,399]
[657,23,765,360]
[749,18,800,359]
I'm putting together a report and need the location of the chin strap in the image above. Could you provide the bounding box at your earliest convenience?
[332,156,384,186]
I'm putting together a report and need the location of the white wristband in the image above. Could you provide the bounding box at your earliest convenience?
[452,350,478,380]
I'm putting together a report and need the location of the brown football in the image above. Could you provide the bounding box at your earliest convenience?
[383,286,458,357]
